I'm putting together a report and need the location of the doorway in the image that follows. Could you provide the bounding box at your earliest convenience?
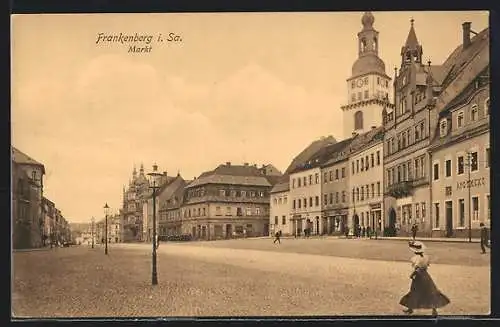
[315,217,320,235]
[225,224,232,238]
[445,201,453,237]
[388,208,396,236]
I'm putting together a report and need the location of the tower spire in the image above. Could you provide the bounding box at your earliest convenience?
[401,18,423,65]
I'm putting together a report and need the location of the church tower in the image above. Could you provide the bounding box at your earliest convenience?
[341,12,392,139]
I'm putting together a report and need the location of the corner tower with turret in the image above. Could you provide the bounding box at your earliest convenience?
[341,12,394,139]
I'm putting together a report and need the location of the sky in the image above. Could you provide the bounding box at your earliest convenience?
[11,11,489,224]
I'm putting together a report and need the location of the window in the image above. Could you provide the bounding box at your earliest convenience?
[472,197,479,221]
[377,151,380,165]
[216,206,221,216]
[358,92,362,101]
[354,111,363,130]
[370,153,374,167]
[292,179,295,188]
[434,203,440,228]
[315,196,319,207]
[219,189,226,196]
[335,169,339,180]
[246,207,252,216]
[292,200,296,209]
[329,193,333,205]
[352,162,355,175]
[361,186,364,201]
[364,90,369,99]
[415,203,420,219]
[421,202,426,222]
[377,182,380,196]
[282,216,286,225]
[297,178,301,187]
[486,148,490,168]
[457,156,464,175]
[226,207,231,216]
[364,77,369,85]
[471,152,478,171]
[377,77,380,85]
[351,94,356,102]
[329,171,333,181]
[298,199,302,208]
[256,207,261,215]
[315,173,319,184]
[433,163,439,181]
[236,207,242,216]
[415,126,420,141]
[356,188,360,201]
[342,191,346,202]
[471,104,478,121]
[361,158,364,171]
[371,183,375,197]
[335,192,339,203]
[458,199,465,227]
[356,160,359,173]
[324,172,328,183]
[351,81,355,89]
[342,167,346,178]
[457,111,464,128]
[485,98,490,115]
[309,175,313,185]
[324,194,328,205]
[203,208,206,216]
[309,197,313,207]
[365,155,369,170]
[445,159,452,177]
[440,119,447,137]
[274,216,278,225]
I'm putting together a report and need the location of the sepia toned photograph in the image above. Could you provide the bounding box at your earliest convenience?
[11,11,490,318]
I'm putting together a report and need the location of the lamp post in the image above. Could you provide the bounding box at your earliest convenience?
[147,163,162,286]
[91,216,95,249]
[104,203,110,255]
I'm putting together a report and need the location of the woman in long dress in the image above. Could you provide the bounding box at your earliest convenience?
[399,241,450,315]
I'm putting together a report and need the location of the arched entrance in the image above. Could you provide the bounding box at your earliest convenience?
[388,208,397,237]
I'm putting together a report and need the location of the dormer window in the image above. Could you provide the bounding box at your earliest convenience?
[457,111,464,128]
[440,119,448,137]
[471,104,478,121]
[485,98,490,115]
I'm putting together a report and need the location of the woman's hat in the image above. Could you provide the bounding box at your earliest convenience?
[408,240,426,253]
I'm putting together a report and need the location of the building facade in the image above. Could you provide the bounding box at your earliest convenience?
[269,176,291,236]
[428,64,489,238]
[159,176,188,238]
[319,139,353,235]
[182,162,279,240]
[341,12,393,139]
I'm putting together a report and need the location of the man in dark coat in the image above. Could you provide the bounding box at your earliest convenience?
[411,224,418,241]
[273,231,281,244]
[480,223,490,254]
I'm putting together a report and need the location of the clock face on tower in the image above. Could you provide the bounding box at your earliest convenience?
[357,79,364,87]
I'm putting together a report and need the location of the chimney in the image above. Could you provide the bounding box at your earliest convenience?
[371,126,376,130]
[352,131,358,137]
[253,164,257,168]
[226,161,231,166]
[244,162,249,166]
[463,22,472,49]
[163,171,167,176]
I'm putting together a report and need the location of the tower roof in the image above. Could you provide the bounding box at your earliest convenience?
[404,18,420,49]
[361,12,375,30]
[352,55,387,77]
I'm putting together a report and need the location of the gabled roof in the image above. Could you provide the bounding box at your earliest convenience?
[12,147,45,172]
[270,174,290,194]
[186,164,272,189]
[285,136,337,175]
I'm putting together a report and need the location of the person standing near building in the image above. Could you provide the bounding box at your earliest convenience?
[399,241,450,316]
[411,223,418,241]
[480,223,490,254]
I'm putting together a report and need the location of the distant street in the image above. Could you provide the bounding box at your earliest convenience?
[12,238,490,318]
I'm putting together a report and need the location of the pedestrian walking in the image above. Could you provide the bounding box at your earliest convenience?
[411,223,418,241]
[362,226,366,238]
[273,231,281,244]
[399,241,450,316]
[480,223,490,254]
[367,226,371,239]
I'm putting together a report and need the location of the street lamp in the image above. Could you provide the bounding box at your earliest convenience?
[147,163,163,286]
[91,216,95,249]
[104,203,110,255]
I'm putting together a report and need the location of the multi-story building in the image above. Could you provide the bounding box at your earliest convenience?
[341,12,394,139]
[182,162,280,240]
[383,19,489,237]
[158,174,188,237]
[269,176,290,236]
[12,147,45,248]
[42,197,55,246]
[348,127,385,235]
[428,24,489,238]
[319,138,354,235]
[289,165,323,236]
